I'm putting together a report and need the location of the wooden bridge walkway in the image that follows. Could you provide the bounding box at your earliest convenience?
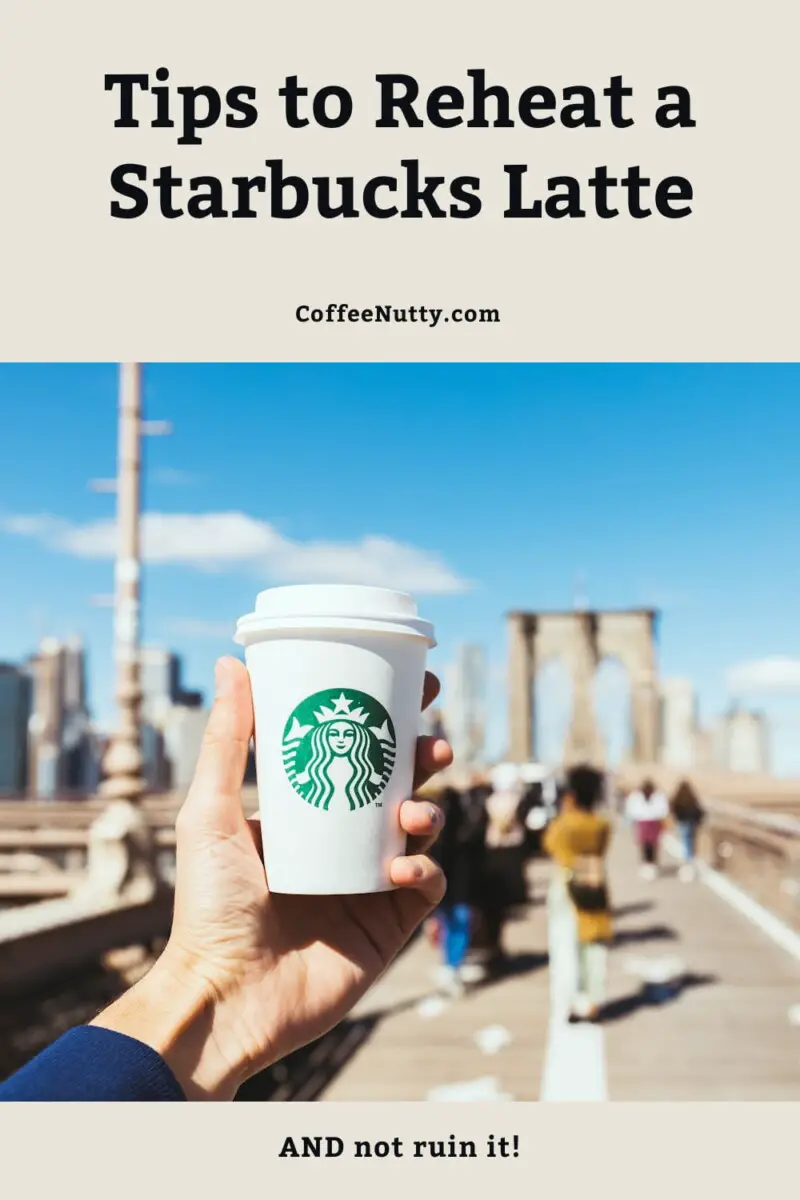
[320,824,800,1101]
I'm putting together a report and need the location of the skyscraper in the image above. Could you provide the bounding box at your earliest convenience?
[0,664,33,794]
[718,705,770,773]
[27,638,65,797]
[27,637,95,796]
[443,644,487,767]
[60,637,94,790]
[139,647,205,790]
[141,721,170,790]
[61,635,87,712]
[658,677,697,769]
[420,705,447,741]
[163,706,209,790]
[140,647,203,725]
[140,647,179,725]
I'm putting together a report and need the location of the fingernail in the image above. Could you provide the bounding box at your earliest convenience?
[413,861,425,880]
[428,805,441,825]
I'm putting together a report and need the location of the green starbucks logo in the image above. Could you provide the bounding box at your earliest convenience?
[282,688,397,811]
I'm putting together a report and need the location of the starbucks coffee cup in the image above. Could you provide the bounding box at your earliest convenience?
[234,584,436,894]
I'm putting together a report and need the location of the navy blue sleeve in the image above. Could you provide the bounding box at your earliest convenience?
[0,1025,186,1101]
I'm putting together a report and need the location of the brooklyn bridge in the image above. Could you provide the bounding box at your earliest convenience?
[1,364,797,1101]
[2,700,800,1100]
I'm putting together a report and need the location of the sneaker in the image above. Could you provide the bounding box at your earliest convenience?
[459,962,486,985]
[574,994,590,1018]
[435,965,465,997]
[639,864,658,881]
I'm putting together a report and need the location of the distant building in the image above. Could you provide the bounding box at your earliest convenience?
[443,644,487,767]
[710,715,729,769]
[658,677,697,769]
[718,705,770,774]
[27,638,65,797]
[163,706,210,790]
[420,705,447,741]
[138,647,205,791]
[0,664,33,794]
[82,729,103,793]
[61,636,87,713]
[140,648,178,725]
[141,722,171,791]
[27,637,95,796]
[692,725,715,771]
[140,647,203,725]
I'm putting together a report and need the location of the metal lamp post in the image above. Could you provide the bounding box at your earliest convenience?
[101,364,146,804]
[96,366,172,806]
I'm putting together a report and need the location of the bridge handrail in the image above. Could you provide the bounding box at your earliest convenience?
[0,886,173,997]
[703,797,800,838]
[0,827,177,849]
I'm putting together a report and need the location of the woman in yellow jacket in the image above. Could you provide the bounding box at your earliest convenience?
[543,766,612,1023]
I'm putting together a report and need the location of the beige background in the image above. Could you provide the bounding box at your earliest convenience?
[0,0,798,361]
[2,0,800,1169]
[3,1101,796,1197]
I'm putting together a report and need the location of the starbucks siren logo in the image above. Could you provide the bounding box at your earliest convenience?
[282,688,397,811]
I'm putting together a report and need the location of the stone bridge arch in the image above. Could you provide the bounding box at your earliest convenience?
[507,608,658,766]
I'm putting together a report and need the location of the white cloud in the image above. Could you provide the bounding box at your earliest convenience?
[273,534,466,592]
[727,657,800,694]
[0,511,471,595]
[2,515,59,537]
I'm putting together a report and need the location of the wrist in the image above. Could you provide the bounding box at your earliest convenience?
[91,946,250,1101]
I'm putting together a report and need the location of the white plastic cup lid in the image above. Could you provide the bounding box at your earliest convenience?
[234,583,436,647]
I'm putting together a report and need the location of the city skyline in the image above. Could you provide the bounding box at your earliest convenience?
[0,635,211,797]
[1,363,799,772]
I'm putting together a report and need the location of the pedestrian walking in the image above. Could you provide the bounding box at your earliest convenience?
[670,779,705,881]
[543,765,612,1023]
[480,765,528,974]
[429,787,487,994]
[626,779,670,879]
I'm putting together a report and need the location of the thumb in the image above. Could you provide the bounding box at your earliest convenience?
[178,657,254,835]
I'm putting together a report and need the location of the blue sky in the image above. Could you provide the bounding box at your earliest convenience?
[1,363,799,772]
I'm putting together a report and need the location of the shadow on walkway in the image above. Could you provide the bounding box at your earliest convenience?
[614,923,678,947]
[236,1012,383,1102]
[600,972,718,1025]
[612,901,655,920]
[480,950,549,985]
[236,937,550,1100]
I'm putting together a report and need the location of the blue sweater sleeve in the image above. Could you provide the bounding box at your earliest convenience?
[0,1026,185,1101]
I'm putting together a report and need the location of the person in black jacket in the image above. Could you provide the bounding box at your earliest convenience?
[429,787,488,992]
[479,776,529,974]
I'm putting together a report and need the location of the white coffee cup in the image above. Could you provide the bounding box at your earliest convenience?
[234,584,436,894]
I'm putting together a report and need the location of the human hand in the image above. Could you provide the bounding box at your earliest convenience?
[94,657,452,1099]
